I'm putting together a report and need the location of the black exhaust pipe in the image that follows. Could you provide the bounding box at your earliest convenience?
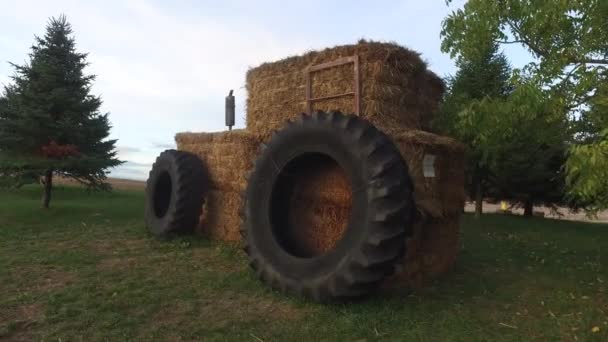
[225,89,235,131]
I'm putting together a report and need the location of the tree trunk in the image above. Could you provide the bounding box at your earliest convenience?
[474,177,483,218]
[42,169,53,209]
[523,200,534,217]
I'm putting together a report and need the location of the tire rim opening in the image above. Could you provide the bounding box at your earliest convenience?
[270,153,353,258]
[154,171,172,218]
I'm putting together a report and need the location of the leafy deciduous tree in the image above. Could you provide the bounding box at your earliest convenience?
[435,43,512,217]
[441,0,608,210]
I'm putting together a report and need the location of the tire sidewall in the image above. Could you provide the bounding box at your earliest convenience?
[246,122,372,282]
[145,153,180,236]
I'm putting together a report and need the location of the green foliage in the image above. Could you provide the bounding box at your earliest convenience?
[479,83,568,207]
[566,129,608,213]
[0,15,121,191]
[449,79,568,209]
[435,43,513,210]
[566,82,608,212]
[436,43,512,136]
[441,0,608,210]
[436,42,568,213]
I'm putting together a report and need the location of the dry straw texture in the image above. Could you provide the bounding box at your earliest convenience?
[175,128,464,285]
[246,40,445,140]
[197,190,243,242]
[385,215,461,289]
[284,160,352,255]
[246,130,464,285]
[176,130,258,242]
[175,130,259,193]
[176,39,463,287]
[393,130,466,218]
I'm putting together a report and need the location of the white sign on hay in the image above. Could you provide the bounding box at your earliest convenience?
[423,154,436,178]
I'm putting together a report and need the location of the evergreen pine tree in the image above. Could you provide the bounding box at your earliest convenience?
[480,84,569,216]
[435,43,512,217]
[0,15,122,208]
[437,43,569,217]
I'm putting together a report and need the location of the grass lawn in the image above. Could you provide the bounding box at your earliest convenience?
[1,186,607,341]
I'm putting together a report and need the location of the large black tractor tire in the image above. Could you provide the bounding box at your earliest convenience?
[242,111,415,302]
[145,149,208,238]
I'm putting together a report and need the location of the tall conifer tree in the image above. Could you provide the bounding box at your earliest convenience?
[0,15,122,208]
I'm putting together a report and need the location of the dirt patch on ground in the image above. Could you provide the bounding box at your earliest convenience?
[190,248,246,273]
[197,291,304,327]
[45,237,149,257]
[96,256,140,272]
[149,300,196,327]
[35,269,77,293]
[10,267,78,294]
[0,303,45,341]
[92,238,155,272]
[148,292,304,334]
[15,303,44,323]
[88,238,149,256]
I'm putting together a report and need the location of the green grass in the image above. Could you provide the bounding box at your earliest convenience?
[1,186,607,341]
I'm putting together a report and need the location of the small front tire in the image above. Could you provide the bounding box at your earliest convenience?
[145,150,207,237]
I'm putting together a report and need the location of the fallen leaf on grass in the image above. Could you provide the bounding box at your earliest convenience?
[591,326,600,333]
[250,333,264,342]
[374,327,387,337]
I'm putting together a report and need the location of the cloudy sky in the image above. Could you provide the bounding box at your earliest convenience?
[0,0,532,180]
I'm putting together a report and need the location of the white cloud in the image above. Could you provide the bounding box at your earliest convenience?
[1,0,470,180]
[1,0,315,179]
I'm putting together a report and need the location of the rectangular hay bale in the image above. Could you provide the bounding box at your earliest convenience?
[175,127,464,289]
[393,130,466,218]
[198,189,243,243]
[385,215,461,289]
[246,41,445,140]
[175,130,260,193]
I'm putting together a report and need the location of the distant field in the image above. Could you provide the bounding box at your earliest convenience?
[1,186,607,341]
[54,176,146,190]
[464,202,608,224]
[105,178,146,190]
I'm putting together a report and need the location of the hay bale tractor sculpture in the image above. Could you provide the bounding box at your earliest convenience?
[145,42,465,302]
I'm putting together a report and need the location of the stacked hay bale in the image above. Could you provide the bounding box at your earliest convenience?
[175,130,258,242]
[176,40,465,287]
[246,40,444,141]
[394,130,465,219]
[245,41,464,286]
[389,131,464,288]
